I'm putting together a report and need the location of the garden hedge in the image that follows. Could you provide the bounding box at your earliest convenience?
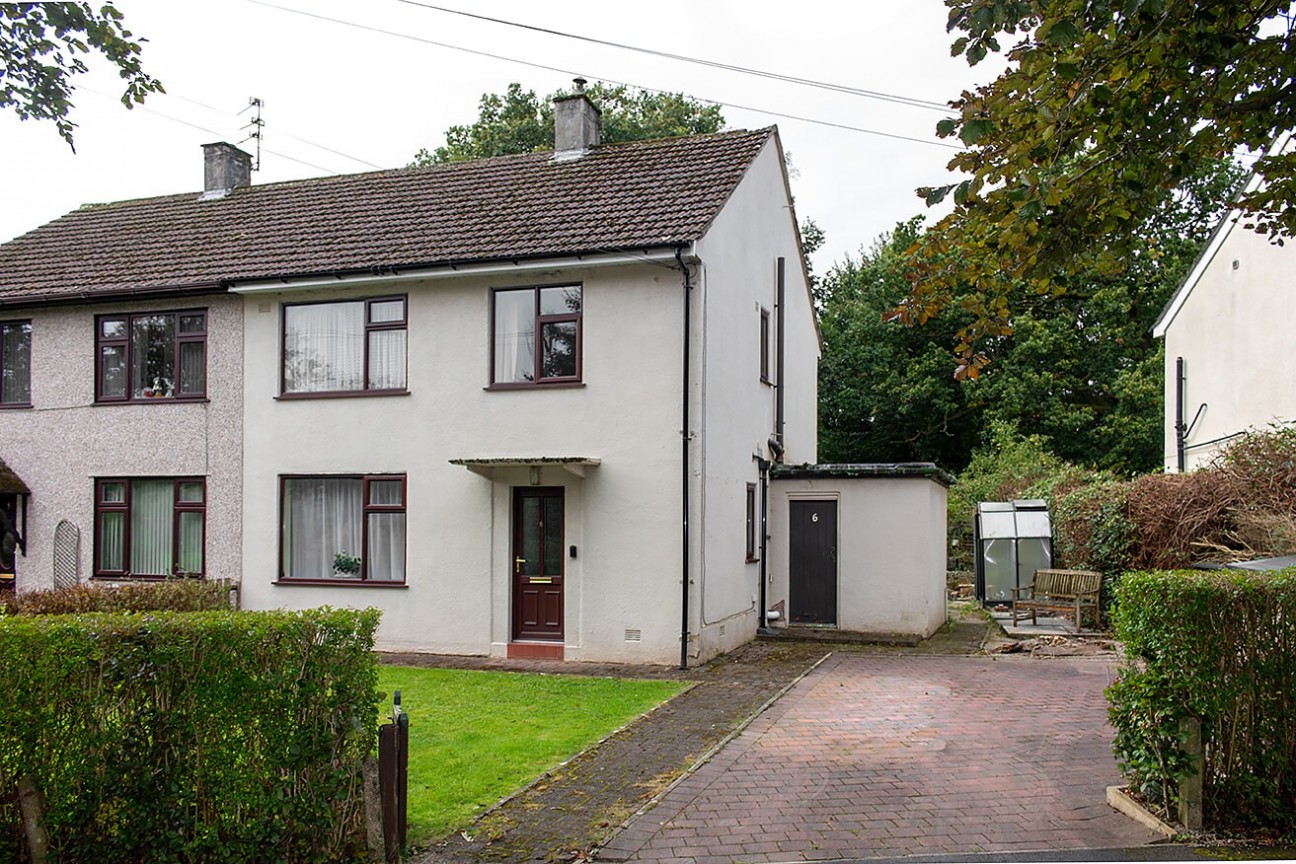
[0,607,381,863]
[1108,570,1296,831]
[1,578,233,615]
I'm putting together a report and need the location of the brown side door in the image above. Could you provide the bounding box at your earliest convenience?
[789,499,837,625]
[512,487,564,641]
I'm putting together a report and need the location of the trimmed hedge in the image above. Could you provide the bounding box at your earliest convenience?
[1107,570,1296,831]
[1,579,233,616]
[0,608,381,863]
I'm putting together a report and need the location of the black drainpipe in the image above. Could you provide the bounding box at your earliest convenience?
[676,246,693,671]
[1175,356,1187,473]
[775,257,786,459]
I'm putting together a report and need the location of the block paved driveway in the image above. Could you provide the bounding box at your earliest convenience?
[598,653,1161,863]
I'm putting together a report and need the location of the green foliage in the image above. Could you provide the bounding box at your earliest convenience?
[818,218,981,471]
[379,666,686,845]
[411,81,724,165]
[903,0,1286,373]
[1,578,231,616]
[1108,570,1296,830]
[0,2,164,148]
[0,608,381,863]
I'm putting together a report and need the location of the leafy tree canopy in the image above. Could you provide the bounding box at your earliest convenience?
[0,2,163,149]
[821,157,1240,474]
[901,0,1294,376]
[412,81,725,165]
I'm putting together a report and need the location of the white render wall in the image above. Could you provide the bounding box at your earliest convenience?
[1161,225,1296,470]
[0,294,243,589]
[237,264,690,664]
[691,138,821,661]
[767,475,947,638]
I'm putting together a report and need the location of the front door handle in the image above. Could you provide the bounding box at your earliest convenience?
[515,556,526,574]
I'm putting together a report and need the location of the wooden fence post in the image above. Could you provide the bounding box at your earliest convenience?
[1179,716,1203,831]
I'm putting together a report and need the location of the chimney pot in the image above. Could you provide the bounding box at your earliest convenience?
[201,142,253,200]
[552,79,601,158]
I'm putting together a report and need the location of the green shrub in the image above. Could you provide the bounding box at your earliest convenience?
[1107,570,1296,831]
[1,578,233,616]
[0,607,381,863]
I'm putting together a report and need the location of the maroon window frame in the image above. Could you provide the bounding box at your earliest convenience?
[93,477,207,579]
[759,307,771,384]
[95,310,207,403]
[0,319,32,407]
[745,483,758,562]
[490,284,583,387]
[279,296,408,397]
[277,474,408,584]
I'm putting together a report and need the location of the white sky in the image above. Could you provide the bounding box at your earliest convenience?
[0,0,997,275]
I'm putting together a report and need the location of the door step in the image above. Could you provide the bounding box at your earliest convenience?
[508,642,565,660]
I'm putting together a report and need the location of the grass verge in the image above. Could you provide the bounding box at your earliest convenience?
[376,666,687,846]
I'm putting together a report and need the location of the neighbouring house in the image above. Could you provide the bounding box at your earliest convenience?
[0,85,823,664]
[1152,138,1296,472]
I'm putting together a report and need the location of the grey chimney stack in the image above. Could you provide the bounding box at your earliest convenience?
[552,78,601,159]
[200,142,253,200]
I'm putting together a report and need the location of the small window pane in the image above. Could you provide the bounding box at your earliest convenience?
[367,329,407,390]
[368,479,403,506]
[520,496,541,577]
[540,320,578,379]
[494,290,536,383]
[101,482,127,503]
[178,482,204,504]
[179,314,205,334]
[1,322,31,404]
[177,511,204,574]
[101,318,126,339]
[366,512,406,581]
[368,299,405,324]
[101,345,127,399]
[540,285,581,316]
[179,341,205,395]
[99,512,125,571]
[543,495,563,575]
[132,315,175,399]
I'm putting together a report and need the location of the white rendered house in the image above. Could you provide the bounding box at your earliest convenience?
[0,88,820,666]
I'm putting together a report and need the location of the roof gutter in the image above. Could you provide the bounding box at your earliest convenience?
[230,249,689,295]
[0,281,225,311]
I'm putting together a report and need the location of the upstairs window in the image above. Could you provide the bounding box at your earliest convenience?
[282,297,407,395]
[97,311,206,402]
[95,477,205,578]
[0,320,31,406]
[492,284,582,385]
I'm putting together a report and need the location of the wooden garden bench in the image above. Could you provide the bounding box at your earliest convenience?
[1011,568,1102,631]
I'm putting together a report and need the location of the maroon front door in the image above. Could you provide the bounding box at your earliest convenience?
[512,487,564,641]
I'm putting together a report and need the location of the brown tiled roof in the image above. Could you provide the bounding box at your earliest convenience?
[0,128,774,305]
[0,458,28,494]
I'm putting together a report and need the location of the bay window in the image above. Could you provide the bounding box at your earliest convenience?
[96,311,206,402]
[95,478,205,578]
[280,475,406,583]
[282,297,407,395]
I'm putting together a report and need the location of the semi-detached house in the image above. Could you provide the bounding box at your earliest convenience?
[0,89,822,665]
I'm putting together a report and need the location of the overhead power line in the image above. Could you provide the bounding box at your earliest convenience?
[393,0,950,112]
[249,0,962,151]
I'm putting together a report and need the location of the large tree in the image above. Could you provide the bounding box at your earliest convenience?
[822,158,1240,474]
[413,82,725,165]
[900,0,1295,376]
[1,2,163,148]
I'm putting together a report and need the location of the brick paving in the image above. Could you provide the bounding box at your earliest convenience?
[597,652,1160,863]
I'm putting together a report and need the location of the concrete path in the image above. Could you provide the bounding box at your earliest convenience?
[598,653,1161,863]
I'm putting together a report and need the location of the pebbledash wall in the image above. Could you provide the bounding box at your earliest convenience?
[237,136,819,665]
[0,294,243,588]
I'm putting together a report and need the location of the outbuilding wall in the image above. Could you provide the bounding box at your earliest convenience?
[768,472,947,637]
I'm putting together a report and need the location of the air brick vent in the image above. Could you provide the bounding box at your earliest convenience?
[624,629,642,642]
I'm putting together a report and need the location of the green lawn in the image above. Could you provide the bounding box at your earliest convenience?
[376,666,687,846]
